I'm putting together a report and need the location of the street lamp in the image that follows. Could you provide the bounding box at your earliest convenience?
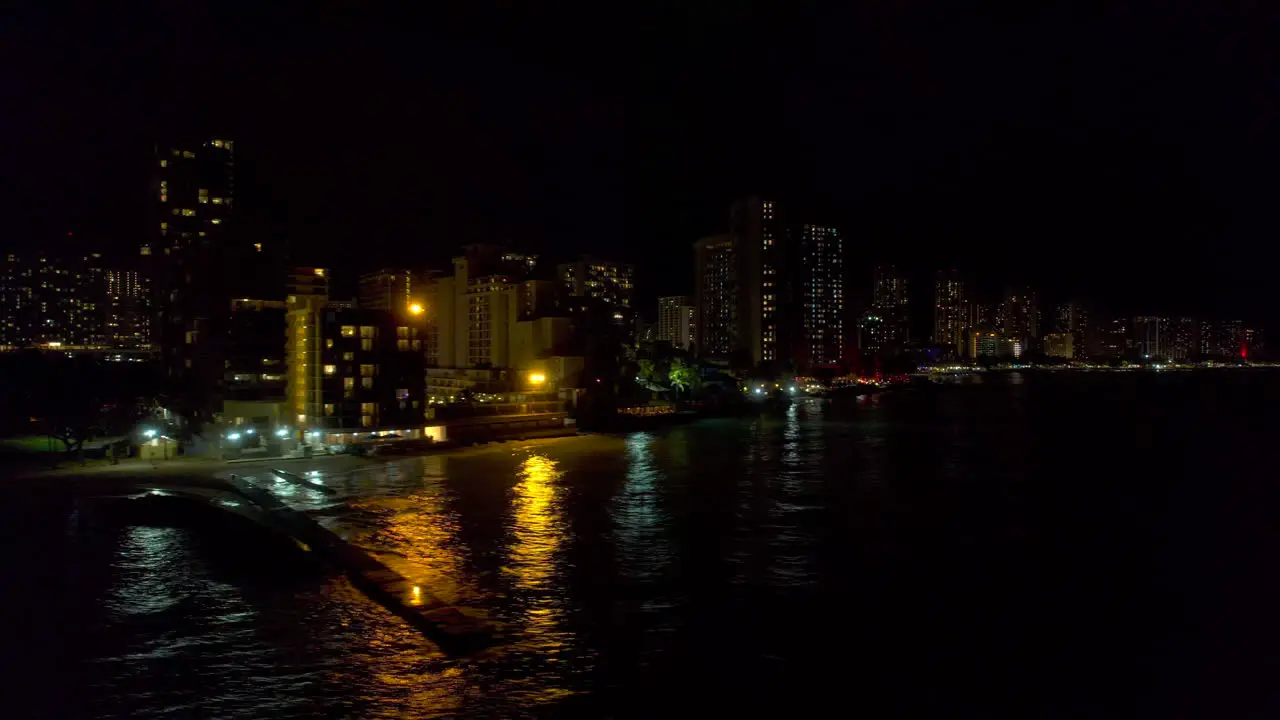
[143,428,157,438]
[408,303,424,316]
[528,372,546,385]
[275,428,289,438]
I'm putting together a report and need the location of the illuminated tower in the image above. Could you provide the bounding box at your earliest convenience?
[800,224,844,367]
[148,138,244,417]
[933,270,968,355]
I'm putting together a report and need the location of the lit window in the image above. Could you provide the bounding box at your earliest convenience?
[159,159,167,167]
[324,403,334,416]
[343,377,354,389]
[362,377,373,389]
[212,197,223,204]
[253,242,262,252]
[325,338,334,349]
[360,364,374,377]
[341,326,356,337]
[314,268,326,277]
[343,351,354,361]
[182,150,195,159]
[211,218,222,225]
[397,339,409,351]
[323,364,336,375]
[213,139,224,148]
[361,339,372,351]
[360,326,375,338]
[181,209,196,217]
[396,326,409,338]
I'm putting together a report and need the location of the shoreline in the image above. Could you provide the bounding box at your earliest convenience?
[0,431,596,496]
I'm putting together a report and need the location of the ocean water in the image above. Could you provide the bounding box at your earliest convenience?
[5,371,1280,718]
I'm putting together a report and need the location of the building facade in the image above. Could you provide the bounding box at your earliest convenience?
[999,286,1038,352]
[730,198,787,365]
[557,257,635,310]
[0,252,146,350]
[1042,333,1074,359]
[1053,301,1088,359]
[933,270,968,355]
[873,265,910,352]
[1169,317,1196,361]
[149,138,249,416]
[358,268,427,312]
[226,298,287,403]
[657,295,695,351]
[799,224,844,367]
[693,234,738,359]
[104,269,150,349]
[291,309,426,431]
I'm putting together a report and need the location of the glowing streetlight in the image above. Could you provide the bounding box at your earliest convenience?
[226,432,241,441]
[408,303,424,316]
[143,428,157,438]
[528,372,546,385]
[275,428,289,438]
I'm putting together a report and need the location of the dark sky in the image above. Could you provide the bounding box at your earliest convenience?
[4,3,1277,325]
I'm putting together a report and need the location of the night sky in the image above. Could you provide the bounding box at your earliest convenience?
[3,3,1277,324]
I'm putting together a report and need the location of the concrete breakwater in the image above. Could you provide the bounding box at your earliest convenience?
[225,472,496,655]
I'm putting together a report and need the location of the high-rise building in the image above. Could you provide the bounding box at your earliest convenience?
[0,252,31,348]
[1199,319,1244,359]
[1244,328,1264,359]
[420,246,570,373]
[149,138,248,417]
[1096,317,1129,358]
[1133,316,1170,360]
[358,269,420,312]
[226,297,287,403]
[149,139,234,255]
[1042,333,1074,359]
[0,251,142,349]
[1222,320,1245,359]
[871,265,910,352]
[999,286,1038,352]
[657,295,695,351]
[557,257,635,310]
[799,224,844,367]
[693,234,738,359]
[1169,317,1196,361]
[285,308,426,433]
[103,269,150,349]
[1054,302,1089,359]
[730,198,787,365]
[971,332,1019,359]
[933,270,968,355]
[857,310,888,356]
[693,199,845,368]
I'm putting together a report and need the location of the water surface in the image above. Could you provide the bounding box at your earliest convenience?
[6,372,1280,717]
